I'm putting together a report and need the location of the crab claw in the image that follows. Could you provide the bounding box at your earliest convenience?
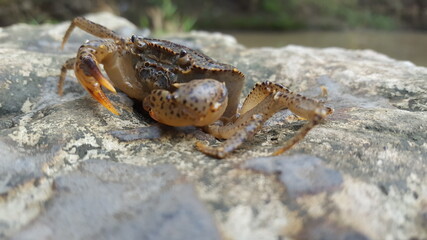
[75,55,119,115]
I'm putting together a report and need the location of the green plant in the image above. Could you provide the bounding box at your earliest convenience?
[139,0,196,34]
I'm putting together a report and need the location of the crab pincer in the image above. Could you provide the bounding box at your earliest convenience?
[59,16,124,115]
[74,53,119,115]
[59,50,119,115]
[143,79,228,127]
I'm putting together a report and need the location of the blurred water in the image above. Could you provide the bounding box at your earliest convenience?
[229,31,427,67]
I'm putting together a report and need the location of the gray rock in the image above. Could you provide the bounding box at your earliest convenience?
[244,154,343,198]
[13,160,221,240]
[298,219,371,240]
[0,12,426,240]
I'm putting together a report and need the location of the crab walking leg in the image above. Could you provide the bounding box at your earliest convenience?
[272,116,320,156]
[58,57,76,96]
[271,89,333,155]
[204,93,282,139]
[196,93,281,158]
[196,81,333,158]
[239,82,287,115]
[196,114,265,158]
[61,17,123,49]
[201,82,289,140]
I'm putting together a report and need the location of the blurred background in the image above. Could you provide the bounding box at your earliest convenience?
[1,0,426,66]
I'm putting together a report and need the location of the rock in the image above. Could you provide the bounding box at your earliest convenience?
[244,154,343,198]
[1,12,426,240]
[0,140,56,237]
[13,160,221,240]
[298,219,371,240]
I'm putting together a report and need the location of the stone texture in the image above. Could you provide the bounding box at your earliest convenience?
[244,154,343,198]
[0,12,426,240]
[13,160,221,240]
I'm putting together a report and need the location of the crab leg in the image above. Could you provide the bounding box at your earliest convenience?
[196,114,265,158]
[58,57,76,96]
[239,82,290,115]
[196,82,333,158]
[61,17,123,49]
[196,92,278,158]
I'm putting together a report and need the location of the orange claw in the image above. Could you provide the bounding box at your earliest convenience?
[75,56,119,115]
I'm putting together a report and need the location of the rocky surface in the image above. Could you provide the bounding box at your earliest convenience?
[1,12,426,240]
[13,160,221,240]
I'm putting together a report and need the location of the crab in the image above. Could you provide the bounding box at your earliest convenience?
[59,17,333,158]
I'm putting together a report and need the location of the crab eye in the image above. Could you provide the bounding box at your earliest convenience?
[179,49,187,57]
[131,36,147,53]
[177,49,190,67]
[131,35,137,43]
